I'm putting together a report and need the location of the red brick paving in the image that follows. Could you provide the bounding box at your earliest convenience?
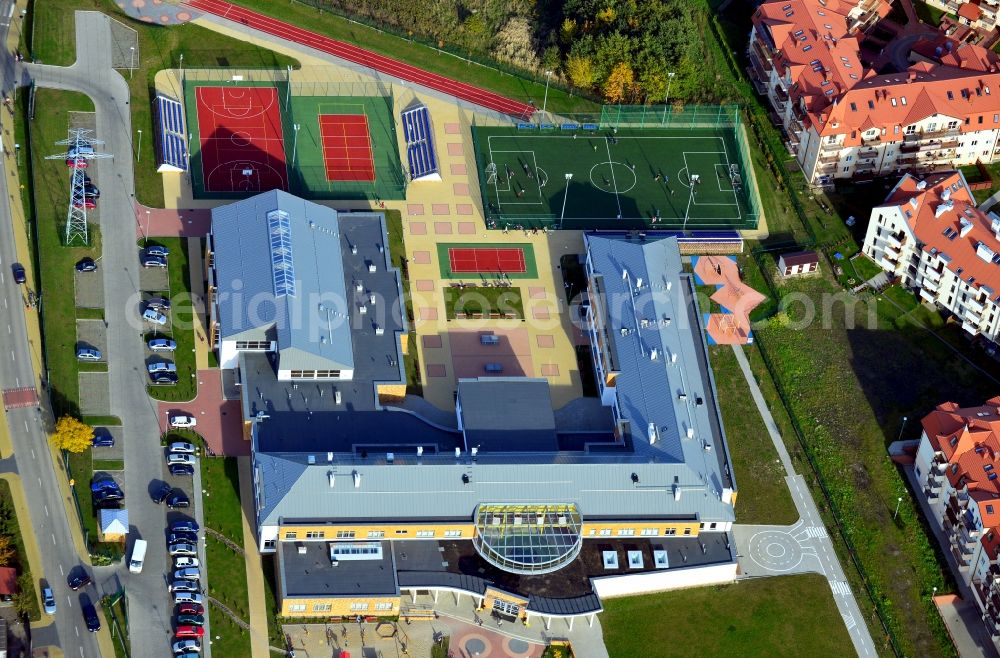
[135,202,213,238]
[158,369,247,456]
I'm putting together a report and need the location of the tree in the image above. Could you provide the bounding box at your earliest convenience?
[51,416,93,453]
[565,55,595,89]
[0,536,15,566]
[541,45,561,74]
[596,5,617,25]
[602,61,634,104]
[492,17,540,70]
[559,18,578,46]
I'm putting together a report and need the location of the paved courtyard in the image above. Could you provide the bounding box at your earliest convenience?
[78,371,110,416]
[76,319,106,357]
[157,369,246,456]
[74,269,104,308]
[90,425,123,460]
[139,265,169,292]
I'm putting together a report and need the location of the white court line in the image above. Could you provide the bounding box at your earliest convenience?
[603,136,623,218]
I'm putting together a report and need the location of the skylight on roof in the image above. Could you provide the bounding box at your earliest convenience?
[267,210,296,298]
[803,44,813,52]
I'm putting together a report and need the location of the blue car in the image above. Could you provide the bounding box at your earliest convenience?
[90,478,120,493]
[144,245,170,257]
[170,520,199,534]
[91,432,114,448]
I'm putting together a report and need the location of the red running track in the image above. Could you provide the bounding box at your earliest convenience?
[186,0,537,119]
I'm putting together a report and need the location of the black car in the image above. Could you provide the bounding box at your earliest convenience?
[92,490,124,508]
[68,570,91,591]
[91,431,114,448]
[144,244,170,257]
[167,532,198,545]
[83,184,100,199]
[75,257,96,273]
[150,371,178,385]
[145,296,170,311]
[169,463,194,477]
[11,263,25,284]
[82,602,100,632]
[152,482,173,504]
[167,490,190,509]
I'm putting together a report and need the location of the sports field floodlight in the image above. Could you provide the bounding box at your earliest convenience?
[560,173,573,224]
[292,123,301,163]
[542,70,553,115]
[136,129,142,163]
[663,72,676,125]
[129,46,135,80]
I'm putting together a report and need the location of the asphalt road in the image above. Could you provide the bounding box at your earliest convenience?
[17,11,206,658]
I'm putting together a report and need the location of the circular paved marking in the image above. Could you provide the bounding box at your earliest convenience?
[508,638,530,654]
[747,529,803,573]
[465,637,487,655]
[587,161,637,195]
[230,132,252,147]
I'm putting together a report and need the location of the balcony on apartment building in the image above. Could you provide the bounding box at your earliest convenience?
[818,153,841,165]
[974,578,1000,635]
[772,84,789,105]
[962,319,983,336]
[925,460,947,496]
[858,148,879,160]
[920,287,939,304]
[966,296,987,315]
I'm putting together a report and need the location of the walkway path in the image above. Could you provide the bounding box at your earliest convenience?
[184,0,535,118]
[238,456,271,658]
[730,344,878,658]
[135,201,212,238]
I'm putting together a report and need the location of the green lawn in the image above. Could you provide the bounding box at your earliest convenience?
[747,270,984,656]
[29,0,299,207]
[915,1,950,26]
[0,480,41,621]
[601,574,849,657]
[26,89,103,418]
[384,210,421,395]
[145,237,198,402]
[101,591,130,658]
[201,458,252,657]
[443,285,525,320]
[707,346,797,525]
[229,0,599,114]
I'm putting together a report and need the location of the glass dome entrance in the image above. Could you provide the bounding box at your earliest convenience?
[473,503,583,575]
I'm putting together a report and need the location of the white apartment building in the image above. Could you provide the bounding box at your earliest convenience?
[749,0,1000,187]
[863,171,1000,344]
[924,0,1000,32]
[913,398,1000,646]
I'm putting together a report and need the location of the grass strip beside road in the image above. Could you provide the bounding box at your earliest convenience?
[30,0,300,207]
[201,458,252,657]
[601,574,850,658]
[0,479,42,621]
[707,345,797,525]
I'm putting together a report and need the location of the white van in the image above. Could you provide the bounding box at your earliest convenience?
[129,539,147,574]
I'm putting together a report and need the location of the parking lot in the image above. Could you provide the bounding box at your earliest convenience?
[91,425,123,460]
[78,371,111,416]
[74,267,104,308]
[139,265,169,292]
[76,319,107,359]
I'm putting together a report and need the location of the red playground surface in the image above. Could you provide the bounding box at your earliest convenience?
[187,0,536,119]
[194,86,288,193]
[318,114,375,182]
[448,247,527,273]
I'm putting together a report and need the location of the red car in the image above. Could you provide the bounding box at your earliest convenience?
[177,602,204,616]
[72,199,96,209]
[175,625,205,638]
[65,159,88,168]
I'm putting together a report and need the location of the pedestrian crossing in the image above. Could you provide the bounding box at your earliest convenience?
[830,580,853,597]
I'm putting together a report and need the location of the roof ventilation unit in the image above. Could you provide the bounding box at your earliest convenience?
[960,218,974,238]
[934,199,954,218]
[353,471,361,488]
[648,422,658,445]
[297,543,307,555]
[455,447,462,458]
[328,472,335,488]
[307,455,316,465]
[942,187,952,201]
[386,452,394,464]
[417,446,424,457]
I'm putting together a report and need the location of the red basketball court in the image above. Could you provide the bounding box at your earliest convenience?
[318,114,375,182]
[448,247,527,274]
[194,86,288,193]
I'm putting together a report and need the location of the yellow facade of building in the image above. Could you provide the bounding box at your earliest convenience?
[280,595,401,618]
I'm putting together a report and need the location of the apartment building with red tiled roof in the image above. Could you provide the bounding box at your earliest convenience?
[925,0,1000,33]
[862,171,1000,342]
[915,398,1000,647]
[747,0,1000,186]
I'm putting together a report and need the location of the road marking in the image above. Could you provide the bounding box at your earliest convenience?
[36,477,40,487]
[29,447,34,459]
[66,595,71,606]
[50,533,55,545]
[5,324,8,334]
[79,648,84,658]
[9,350,13,362]
[44,505,48,517]
[59,564,63,576]
[74,625,79,637]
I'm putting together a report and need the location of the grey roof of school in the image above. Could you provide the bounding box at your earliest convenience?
[278,541,398,598]
[457,378,558,452]
[251,234,736,528]
[211,190,354,372]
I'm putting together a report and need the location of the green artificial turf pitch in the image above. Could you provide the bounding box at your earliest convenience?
[471,126,758,230]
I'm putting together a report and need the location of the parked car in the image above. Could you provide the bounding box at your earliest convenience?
[90,478,120,493]
[148,338,177,351]
[169,416,196,429]
[42,587,56,615]
[169,442,196,455]
[68,571,91,591]
[169,464,195,477]
[167,454,196,467]
[175,626,204,638]
[76,347,102,361]
[169,581,200,594]
[168,543,197,557]
[152,482,173,504]
[166,490,190,509]
[91,432,114,448]
[176,602,203,616]
[145,296,171,311]
[11,263,25,284]
[142,308,168,326]
[141,255,167,268]
[65,158,88,168]
[171,639,201,653]
[82,602,100,632]
[147,361,176,373]
[150,372,178,385]
[83,184,100,198]
[174,557,199,570]
[175,614,204,626]
[176,652,201,658]
[72,198,96,209]
[170,520,199,534]
[92,489,124,506]
[167,532,198,545]
[173,568,201,581]
[145,244,170,257]
[75,257,96,272]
